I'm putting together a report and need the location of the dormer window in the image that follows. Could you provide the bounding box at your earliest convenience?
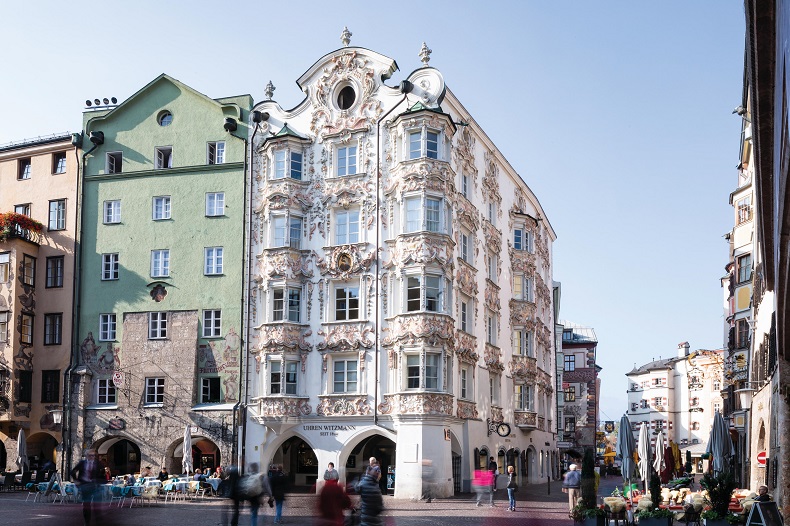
[274,149,303,180]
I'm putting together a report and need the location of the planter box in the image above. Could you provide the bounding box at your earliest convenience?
[582,517,606,526]
[703,520,729,526]
[638,518,673,526]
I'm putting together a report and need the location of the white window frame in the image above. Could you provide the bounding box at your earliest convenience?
[103,200,121,224]
[513,329,534,357]
[487,254,497,283]
[0,312,8,343]
[152,196,171,220]
[99,313,117,341]
[460,297,470,333]
[102,253,119,281]
[516,384,534,411]
[207,141,225,165]
[514,227,533,252]
[0,253,9,283]
[201,376,221,403]
[48,199,66,230]
[145,377,165,405]
[487,313,497,345]
[513,274,533,301]
[490,374,500,405]
[148,312,168,339]
[736,195,752,224]
[155,146,173,169]
[272,148,303,180]
[487,202,496,225]
[334,283,360,321]
[206,192,225,217]
[336,145,358,176]
[271,215,303,249]
[204,247,224,275]
[404,272,450,313]
[269,359,298,395]
[404,194,446,233]
[403,350,443,391]
[151,249,170,277]
[97,378,117,405]
[460,232,472,263]
[335,209,360,245]
[106,152,123,174]
[333,357,358,393]
[407,128,440,160]
[272,287,301,323]
[460,366,471,400]
[202,309,221,338]
[460,173,469,198]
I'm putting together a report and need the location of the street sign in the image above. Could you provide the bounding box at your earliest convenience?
[557,441,574,448]
[756,451,767,466]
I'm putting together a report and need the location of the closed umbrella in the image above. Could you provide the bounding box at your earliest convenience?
[637,423,651,490]
[16,429,28,475]
[653,430,665,476]
[182,425,193,476]
[616,416,636,500]
[706,411,734,475]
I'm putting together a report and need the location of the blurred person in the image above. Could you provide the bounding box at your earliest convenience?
[506,465,518,511]
[421,459,435,503]
[140,466,153,478]
[71,449,106,525]
[225,463,273,526]
[269,464,288,524]
[488,456,498,504]
[317,477,352,526]
[472,469,494,507]
[323,462,339,481]
[125,473,136,486]
[562,463,581,512]
[104,466,112,482]
[357,465,384,526]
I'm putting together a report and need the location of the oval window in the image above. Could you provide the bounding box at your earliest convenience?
[337,86,356,110]
[158,111,173,127]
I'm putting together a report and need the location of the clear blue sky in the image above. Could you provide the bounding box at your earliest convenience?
[0,1,745,424]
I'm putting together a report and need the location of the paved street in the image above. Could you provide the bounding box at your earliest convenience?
[0,480,575,525]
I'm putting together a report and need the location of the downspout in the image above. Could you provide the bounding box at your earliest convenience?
[64,134,101,479]
[373,86,410,430]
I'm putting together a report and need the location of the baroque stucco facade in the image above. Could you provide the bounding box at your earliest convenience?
[244,39,557,498]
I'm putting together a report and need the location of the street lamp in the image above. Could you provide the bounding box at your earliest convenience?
[50,408,63,426]
[735,386,756,410]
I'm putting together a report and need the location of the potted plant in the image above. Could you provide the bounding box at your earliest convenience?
[635,507,675,526]
[0,212,43,242]
[570,449,605,525]
[699,471,737,526]
[570,503,607,526]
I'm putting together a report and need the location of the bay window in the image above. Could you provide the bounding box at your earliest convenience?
[405,273,450,313]
[513,329,533,357]
[333,358,358,393]
[513,274,533,301]
[515,384,533,411]
[272,215,302,249]
[270,359,298,395]
[404,194,448,233]
[408,128,439,160]
[404,350,443,391]
[273,148,303,180]
[273,287,301,323]
[335,209,360,244]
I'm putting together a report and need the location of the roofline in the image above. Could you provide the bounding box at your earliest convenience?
[0,132,74,153]
[296,46,398,90]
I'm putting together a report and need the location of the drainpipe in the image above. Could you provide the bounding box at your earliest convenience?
[64,132,102,479]
[373,87,410,431]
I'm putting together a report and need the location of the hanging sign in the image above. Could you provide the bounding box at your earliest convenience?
[112,371,124,388]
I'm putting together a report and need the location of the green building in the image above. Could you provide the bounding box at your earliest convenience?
[68,75,252,477]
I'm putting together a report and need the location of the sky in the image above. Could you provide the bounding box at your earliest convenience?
[0,1,746,424]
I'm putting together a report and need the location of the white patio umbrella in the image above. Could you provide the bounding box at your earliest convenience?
[637,423,651,490]
[706,411,734,475]
[182,425,193,476]
[16,429,28,475]
[653,430,665,476]
[616,416,637,503]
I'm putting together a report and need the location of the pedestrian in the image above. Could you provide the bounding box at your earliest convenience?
[323,462,339,481]
[226,463,273,526]
[70,449,105,525]
[506,465,518,511]
[316,478,353,526]
[421,459,435,503]
[357,465,384,526]
[269,464,288,524]
[488,456,498,505]
[473,469,494,507]
[562,463,581,512]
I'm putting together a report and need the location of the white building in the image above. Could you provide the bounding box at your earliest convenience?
[243,34,557,498]
[625,343,724,473]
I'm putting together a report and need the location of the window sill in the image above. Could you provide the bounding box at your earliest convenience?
[143,403,164,408]
[87,404,119,410]
[204,273,225,277]
[98,339,118,343]
[102,222,122,226]
[192,402,235,411]
[205,214,226,218]
[150,276,171,280]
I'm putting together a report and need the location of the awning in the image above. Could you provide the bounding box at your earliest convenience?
[679,442,708,456]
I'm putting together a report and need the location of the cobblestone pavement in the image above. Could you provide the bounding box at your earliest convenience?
[0,480,575,525]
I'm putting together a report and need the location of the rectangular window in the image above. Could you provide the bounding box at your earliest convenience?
[206,192,225,216]
[155,147,173,169]
[102,253,119,280]
[208,141,225,165]
[461,173,469,198]
[565,417,576,432]
[426,131,438,159]
[337,146,357,176]
[151,250,170,277]
[107,152,123,174]
[425,353,439,389]
[425,276,441,312]
[736,196,752,224]
[22,255,35,286]
[103,200,121,223]
[460,300,469,333]
[565,386,576,402]
[204,247,224,275]
[270,361,298,395]
[273,216,286,246]
[516,384,533,411]
[270,361,282,394]
[97,378,116,405]
[460,233,470,262]
[273,150,302,180]
[514,228,524,251]
[409,131,421,160]
[289,217,302,249]
[335,286,360,321]
[274,150,286,179]
[19,371,33,403]
[407,355,420,389]
[21,313,33,344]
[48,199,66,230]
[460,367,468,399]
[15,203,31,216]
[487,314,496,345]
[52,152,67,174]
[0,253,8,283]
[406,276,421,312]
[737,254,752,283]
[487,254,497,282]
[564,354,575,371]
[18,158,31,180]
[273,288,301,322]
[426,198,441,232]
[41,370,59,403]
[335,210,360,244]
[490,375,499,405]
[488,202,496,225]
[201,377,221,403]
[333,359,358,393]
[148,312,168,339]
[99,314,117,341]
[513,330,533,356]
[145,377,165,405]
[736,318,749,348]
[0,312,8,342]
[640,399,649,409]
[152,196,171,220]
[406,275,445,313]
[290,151,302,180]
[46,256,64,288]
[513,275,533,301]
[203,310,221,338]
[405,196,421,232]
[44,313,62,345]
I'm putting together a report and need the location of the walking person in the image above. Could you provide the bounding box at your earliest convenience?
[506,465,518,511]
[473,469,494,507]
[224,463,273,526]
[269,464,288,524]
[562,463,581,513]
[357,465,384,526]
[488,456,498,506]
[316,478,353,526]
[70,449,105,525]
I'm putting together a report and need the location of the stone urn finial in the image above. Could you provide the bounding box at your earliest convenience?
[419,42,432,67]
[341,26,352,47]
[264,81,275,101]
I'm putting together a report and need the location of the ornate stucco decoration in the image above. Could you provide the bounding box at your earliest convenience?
[535,228,550,272]
[491,406,503,422]
[258,248,314,279]
[509,299,537,327]
[257,183,311,215]
[484,281,501,313]
[482,221,502,255]
[456,265,479,298]
[456,399,478,419]
[377,392,453,416]
[314,245,375,279]
[538,416,546,431]
[452,127,478,187]
[382,313,455,348]
[80,332,120,375]
[316,323,375,352]
[481,150,502,208]
[383,233,454,269]
[386,158,454,197]
[535,274,552,308]
[316,395,370,416]
[538,371,554,394]
[510,355,537,383]
[455,332,479,365]
[255,325,312,353]
[514,411,537,428]
[255,397,312,417]
[484,343,505,372]
[508,246,536,275]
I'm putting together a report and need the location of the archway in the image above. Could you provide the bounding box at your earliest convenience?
[477,447,490,470]
[343,433,396,494]
[272,436,319,489]
[170,436,222,475]
[96,437,141,477]
[525,446,537,483]
[0,439,5,471]
[25,432,58,472]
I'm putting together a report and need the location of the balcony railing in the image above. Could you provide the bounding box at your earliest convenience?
[0,213,43,245]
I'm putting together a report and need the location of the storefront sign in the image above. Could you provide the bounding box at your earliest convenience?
[302,424,357,437]
[108,418,125,430]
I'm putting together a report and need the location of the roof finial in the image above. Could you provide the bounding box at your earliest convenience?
[264,81,275,101]
[419,42,432,67]
[341,26,352,47]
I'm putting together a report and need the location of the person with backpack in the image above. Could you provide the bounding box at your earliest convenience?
[269,464,289,524]
[357,465,384,526]
[225,463,273,526]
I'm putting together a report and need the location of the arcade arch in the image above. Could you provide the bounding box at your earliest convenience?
[168,436,222,474]
[94,436,141,476]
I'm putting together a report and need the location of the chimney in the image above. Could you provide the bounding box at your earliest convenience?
[678,342,690,358]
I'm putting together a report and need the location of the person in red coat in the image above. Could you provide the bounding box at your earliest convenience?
[317,479,353,526]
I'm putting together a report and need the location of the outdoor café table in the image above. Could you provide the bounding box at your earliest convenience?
[144,479,162,488]
[205,478,221,493]
[163,480,189,493]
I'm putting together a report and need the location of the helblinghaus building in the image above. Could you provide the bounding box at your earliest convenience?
[244,33,558,498]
